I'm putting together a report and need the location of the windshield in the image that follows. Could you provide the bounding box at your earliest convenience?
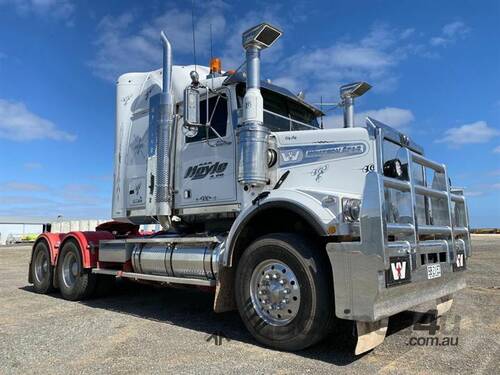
[236,84,320,132]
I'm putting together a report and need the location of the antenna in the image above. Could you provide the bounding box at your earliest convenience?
[191,0,197,72]
[320,96,324,129]
[210,23,213,61]
[210,23,214,87]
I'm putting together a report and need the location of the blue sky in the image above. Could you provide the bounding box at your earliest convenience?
[0,0,499,227]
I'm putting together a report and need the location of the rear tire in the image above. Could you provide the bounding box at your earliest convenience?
[56,240,96,301]
[30,241,55,294]
[235,233,334,351]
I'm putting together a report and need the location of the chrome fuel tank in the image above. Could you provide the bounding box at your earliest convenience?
[131,242,218,280]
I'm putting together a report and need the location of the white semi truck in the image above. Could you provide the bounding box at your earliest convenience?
[28,23,470,354]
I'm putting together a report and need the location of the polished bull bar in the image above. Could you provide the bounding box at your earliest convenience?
[327,149,470,322]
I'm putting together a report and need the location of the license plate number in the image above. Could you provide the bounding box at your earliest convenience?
[427,264,441,279]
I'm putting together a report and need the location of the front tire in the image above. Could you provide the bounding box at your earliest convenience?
[235,233,334,351]
[56,240,96,301]
[30,241,55,294]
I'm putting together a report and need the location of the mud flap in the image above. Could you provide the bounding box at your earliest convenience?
[213,267,236,313]
[436,295,453,317]
[355,318,388,355]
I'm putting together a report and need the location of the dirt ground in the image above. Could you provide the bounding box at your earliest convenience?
[0,235,498,374]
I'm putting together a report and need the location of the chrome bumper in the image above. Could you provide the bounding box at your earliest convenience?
[328,150,471,322]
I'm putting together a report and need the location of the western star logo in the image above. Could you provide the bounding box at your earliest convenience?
[281,149,303,162]
[184,161,228,180]
[391,261,407,280]
[456,253,464,268]
[386,256,411,286]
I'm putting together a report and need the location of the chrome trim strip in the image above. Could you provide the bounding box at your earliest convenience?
[176,204,241,215]
[123,237,220,244]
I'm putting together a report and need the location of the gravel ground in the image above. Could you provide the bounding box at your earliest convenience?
[0,235,498,374]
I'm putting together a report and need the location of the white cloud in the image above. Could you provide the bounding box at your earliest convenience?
[400,28,415,39]
[89,3,227,82]
[0,181,48,192]
[437,121,499,147]
[270,22,459,98]
[465,191,484,197]
[430,21,469,46]
[0,181,111,218]
[458,180,500,198]
[271,20,472,99]
[89,3,317,83]
[324,107,414,129]
[493,146,500,153]
[0,99,76,141]
[272,24,403,96]
[0,195,55,205]
[0,0,74,23]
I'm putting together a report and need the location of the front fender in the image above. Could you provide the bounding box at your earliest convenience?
[221,188,337,267]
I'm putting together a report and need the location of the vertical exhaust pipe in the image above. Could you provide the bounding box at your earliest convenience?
[156,31,174,230]
[340,82,372,128]
[238,23,282,187]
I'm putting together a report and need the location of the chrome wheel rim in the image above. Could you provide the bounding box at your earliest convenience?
[34,250,49,283]
[250,259,301,326]
[62,252,79,288]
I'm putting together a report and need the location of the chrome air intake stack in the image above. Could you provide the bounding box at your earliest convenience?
[156,31,174,230]
[340,82,372,128]
[237,23,282,187]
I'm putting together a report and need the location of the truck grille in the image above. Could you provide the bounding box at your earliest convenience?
[382,149,471,270]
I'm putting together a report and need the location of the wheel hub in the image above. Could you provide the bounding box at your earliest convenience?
[62,252,79,288]
[250,260,301,326]
[34,250,49,283]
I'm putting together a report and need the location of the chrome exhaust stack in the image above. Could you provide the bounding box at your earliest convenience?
[238,23,282,187]
[340,82,372,128]
[156,31,174,230]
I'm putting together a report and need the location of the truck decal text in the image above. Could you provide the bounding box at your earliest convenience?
[184,161,228,180]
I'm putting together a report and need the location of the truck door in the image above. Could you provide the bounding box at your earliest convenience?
[175,89,237,208]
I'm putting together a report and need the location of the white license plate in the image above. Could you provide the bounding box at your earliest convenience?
[427,264,441,279]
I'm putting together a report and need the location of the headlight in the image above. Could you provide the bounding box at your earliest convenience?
[342,198,361,222]
[383,158,404,179]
